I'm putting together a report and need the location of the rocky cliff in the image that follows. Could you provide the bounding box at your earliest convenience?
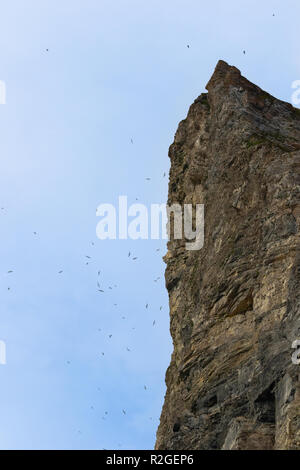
[156,60,300,450]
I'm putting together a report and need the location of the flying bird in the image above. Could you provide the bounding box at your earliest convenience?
[243,50,246,54]
[58,270,63,274]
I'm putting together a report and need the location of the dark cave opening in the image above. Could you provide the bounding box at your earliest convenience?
[254,382,276,424]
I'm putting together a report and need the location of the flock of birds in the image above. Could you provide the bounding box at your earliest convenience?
[71,239,165,432]
[9,14,278,445]
[2,164,167,442]
[44,10,276,59]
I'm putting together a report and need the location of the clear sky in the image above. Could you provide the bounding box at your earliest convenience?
[0,0,299,450]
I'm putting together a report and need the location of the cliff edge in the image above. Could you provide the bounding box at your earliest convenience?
[156,60,300,450]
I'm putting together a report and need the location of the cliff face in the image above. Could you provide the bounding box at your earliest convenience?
[156,61,300,450]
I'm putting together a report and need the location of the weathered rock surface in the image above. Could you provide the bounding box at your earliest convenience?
[156,60,300,450]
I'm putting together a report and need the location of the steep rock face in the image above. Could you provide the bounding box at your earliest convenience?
[156,60,300,450]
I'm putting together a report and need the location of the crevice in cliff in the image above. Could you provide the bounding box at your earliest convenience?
[254,382,276,424]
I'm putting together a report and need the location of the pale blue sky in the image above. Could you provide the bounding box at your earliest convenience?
[0,0,299,450]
